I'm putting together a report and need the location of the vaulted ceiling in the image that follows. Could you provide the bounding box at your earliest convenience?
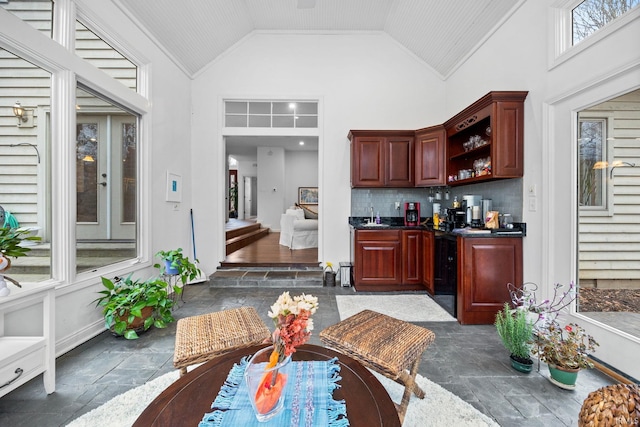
[115,0,522,79]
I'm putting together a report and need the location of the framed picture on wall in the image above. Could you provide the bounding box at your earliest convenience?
[298,187,318,205]
[166,171,182,202]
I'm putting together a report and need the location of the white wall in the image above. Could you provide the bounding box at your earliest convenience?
[284,151,318,209]
[191,32,446,273]
[446,0,640,378]
[256,147,285,229]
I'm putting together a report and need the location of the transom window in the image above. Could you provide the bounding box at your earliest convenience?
[572,0,640,45]
[225,101,318,128]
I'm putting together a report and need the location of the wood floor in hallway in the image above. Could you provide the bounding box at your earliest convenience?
[222,231,319,267]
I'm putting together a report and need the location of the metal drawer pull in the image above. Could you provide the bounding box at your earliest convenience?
[1,368,24,389]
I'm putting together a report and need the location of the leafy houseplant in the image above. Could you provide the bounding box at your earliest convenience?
[1,227,42,296]
[0,227,41,259]
[531,322,599,370]
[507,281,599,388]
[155,248,202,286]
[495,303,534,373]
[93,274,181,339]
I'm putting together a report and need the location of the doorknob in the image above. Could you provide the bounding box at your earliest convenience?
[99,182,107,187]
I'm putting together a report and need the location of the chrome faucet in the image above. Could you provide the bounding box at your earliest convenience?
[370,206,374,223]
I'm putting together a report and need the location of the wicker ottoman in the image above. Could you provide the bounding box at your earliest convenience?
[173,306,271,376]
[320,309,435,424]
[578,383,640,426]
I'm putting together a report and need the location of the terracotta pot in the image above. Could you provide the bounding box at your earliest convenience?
[0,255,11,272]
[112,306,154,335]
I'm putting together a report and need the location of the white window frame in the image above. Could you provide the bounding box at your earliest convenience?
[578,112,615,216]
[0,0,153,286]
[548,0,640,69]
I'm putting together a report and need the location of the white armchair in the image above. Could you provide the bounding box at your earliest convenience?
[279,208,318,249]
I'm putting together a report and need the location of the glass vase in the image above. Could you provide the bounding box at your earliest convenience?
[244,345,290,422]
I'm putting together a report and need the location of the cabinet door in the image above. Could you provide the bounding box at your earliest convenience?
[351,135,385,187]
[421,231,435,294]
[402,230,422,284]
[457,237,522,324]
[415,126,445,186]
[386,136,414,187]
[492,100,524,177]
[354,230,401,288]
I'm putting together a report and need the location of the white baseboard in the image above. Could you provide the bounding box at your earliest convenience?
[55,319,105,358]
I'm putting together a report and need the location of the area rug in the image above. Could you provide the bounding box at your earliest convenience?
[336,294,456,322]
[66,368,498,427]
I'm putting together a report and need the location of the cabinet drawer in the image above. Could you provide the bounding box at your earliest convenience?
[356,229,400,241]
[0,337,45,397]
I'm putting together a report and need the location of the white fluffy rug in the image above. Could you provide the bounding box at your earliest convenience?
[336,294,456,322]
[66,368,497,427]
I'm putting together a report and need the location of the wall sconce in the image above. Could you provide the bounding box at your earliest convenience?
[609,161,637,179]
[593,161,637,178]
[12,101,34,128]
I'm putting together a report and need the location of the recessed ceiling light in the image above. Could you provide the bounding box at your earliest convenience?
[299,141,304,146]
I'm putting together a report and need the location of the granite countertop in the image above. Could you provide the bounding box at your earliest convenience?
[349,217,525,237]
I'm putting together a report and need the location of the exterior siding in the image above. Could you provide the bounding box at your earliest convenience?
[579,90,640,284]
[1,2,136,233]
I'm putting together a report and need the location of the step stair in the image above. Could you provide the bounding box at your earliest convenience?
[210,266,324,288]
[5,242,137,282]
[225,223,269,255]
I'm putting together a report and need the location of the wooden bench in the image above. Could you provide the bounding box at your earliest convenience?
[320,309,435,425]
[173,306,271,376]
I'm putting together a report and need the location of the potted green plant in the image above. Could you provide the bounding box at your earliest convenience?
[531,322,599,389]
[93,274,181,339]
[495,302,535,373]
[0,227,41,296]
[155,248,202,286]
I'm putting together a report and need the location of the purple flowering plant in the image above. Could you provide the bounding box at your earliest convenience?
[507,282,577,329]
[507,281,599,370]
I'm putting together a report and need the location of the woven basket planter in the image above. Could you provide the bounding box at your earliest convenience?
[578,384,640,426]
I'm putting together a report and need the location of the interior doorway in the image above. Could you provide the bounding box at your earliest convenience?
[224,135,319,265]
[244,176,257,219]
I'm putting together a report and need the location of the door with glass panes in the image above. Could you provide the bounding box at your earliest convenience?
[76,115,136,240]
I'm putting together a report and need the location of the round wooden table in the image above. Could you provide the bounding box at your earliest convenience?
[134,343,401,426]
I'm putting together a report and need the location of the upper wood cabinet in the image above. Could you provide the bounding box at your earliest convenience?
[414,125,446,186]
[444,91,528,186]
[349,91,527,188]
[349,130,414,188]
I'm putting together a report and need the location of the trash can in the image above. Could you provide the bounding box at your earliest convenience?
[339,262,352,287]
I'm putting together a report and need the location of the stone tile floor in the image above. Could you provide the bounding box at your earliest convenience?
[0,283,617,426]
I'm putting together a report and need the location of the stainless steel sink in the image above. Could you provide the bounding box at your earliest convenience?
[361,223,390,228]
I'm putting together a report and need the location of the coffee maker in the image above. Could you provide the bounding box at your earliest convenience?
[462,195,483,227]
[446,208,466,229]
[404,202,420,226]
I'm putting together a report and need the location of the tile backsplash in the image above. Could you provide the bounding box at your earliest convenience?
[351,178,523,222]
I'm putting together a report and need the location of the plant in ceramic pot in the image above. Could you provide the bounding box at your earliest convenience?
[0,227,41,296]
[93,274,181,339]
[495,302,535,373]
[155,248,202,285]
[531,322,599,389]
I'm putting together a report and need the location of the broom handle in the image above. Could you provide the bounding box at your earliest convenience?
[190,209,197,260]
